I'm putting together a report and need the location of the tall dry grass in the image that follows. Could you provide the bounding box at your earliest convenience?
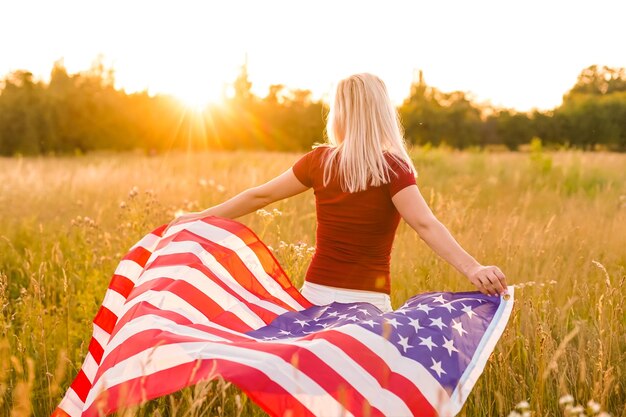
[0,145,624,416]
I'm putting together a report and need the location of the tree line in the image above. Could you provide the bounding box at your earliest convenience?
[0,60,624,156]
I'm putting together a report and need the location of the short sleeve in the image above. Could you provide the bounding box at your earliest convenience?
[387,158,417,197]
[292,149,315,188]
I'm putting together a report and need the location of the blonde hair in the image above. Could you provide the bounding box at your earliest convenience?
[315,73,417,193]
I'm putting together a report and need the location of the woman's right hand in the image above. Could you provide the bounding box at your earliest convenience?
[163,211,203,234]
[466,264,508,297]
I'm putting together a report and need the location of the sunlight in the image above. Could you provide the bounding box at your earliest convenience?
[172,82,224,111]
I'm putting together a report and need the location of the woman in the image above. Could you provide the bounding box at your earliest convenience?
[167,73,508,313]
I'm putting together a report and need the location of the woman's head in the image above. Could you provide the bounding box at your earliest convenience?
[320,73,416,192]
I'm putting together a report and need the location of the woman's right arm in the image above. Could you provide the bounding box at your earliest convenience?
[391,184,508,297]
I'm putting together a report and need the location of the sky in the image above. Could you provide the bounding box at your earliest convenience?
[1,0,625,112]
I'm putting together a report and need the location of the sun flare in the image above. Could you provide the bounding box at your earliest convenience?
[172,83,225,111]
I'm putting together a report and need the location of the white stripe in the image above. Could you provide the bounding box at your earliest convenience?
[124,266,267,329]
[142,241,289,315]
[335,324,450,410]
[113,259,145,283]
[130,232,161,252]
[84,341,353,417]
[164,220,305,311]
[99,314,235,368]
[81,352,98,382]
[101,289,127,316]
[92,323,110,347]
[56,388,84,417]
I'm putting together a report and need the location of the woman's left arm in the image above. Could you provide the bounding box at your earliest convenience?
[165,168,309,230]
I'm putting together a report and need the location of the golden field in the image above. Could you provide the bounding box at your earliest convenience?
[0,145,624,416]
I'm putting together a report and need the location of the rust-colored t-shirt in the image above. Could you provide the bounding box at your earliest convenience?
[291,146,417,294]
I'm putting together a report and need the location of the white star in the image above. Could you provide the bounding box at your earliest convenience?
[327,311,339,317]
[419,336,438,351]
[461,303,476,319]
[337,314,349,320]
[318,322,331,329]
[358,308,371,315]
[278,330,292,336]
[348,305,359,310]
[397,335,413,353]
[263,336,278,340]
[452,320,468,337]
[416,303,434,314]
[430,358,447,378]
[442,337,459,356]
[294,319,309,328]
[385,317,401,329]
[318,306,331,314]
[361,319,378,328]
[432,294,447,304]
[396,307,411,315]
[429,317,447,330]
[438,302,457,313]
[347,315,359,322]
[408,318,423,333]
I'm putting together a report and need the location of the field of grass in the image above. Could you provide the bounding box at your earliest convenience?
[0,146,624,416]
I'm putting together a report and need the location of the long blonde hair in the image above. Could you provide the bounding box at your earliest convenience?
[315,73,417,193]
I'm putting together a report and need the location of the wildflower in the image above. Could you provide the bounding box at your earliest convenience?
[216,184,226,193]
[256,209,271,218]
[559,395,574,406]
[199,178,208,187]
[119,201,127,209]
[129,186,139,198]
[272,208,283,216]
[586,400,600,414]
[516,400,530,410]
[507,412,522,417]
[174,209,185,218]
[267,246,274,252]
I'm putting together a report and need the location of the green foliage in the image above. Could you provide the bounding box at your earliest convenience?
[1,62,626,154]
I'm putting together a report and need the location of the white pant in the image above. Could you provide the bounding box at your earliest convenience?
[300,281,393,313]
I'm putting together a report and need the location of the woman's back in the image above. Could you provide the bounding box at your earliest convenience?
[292,145,416,293]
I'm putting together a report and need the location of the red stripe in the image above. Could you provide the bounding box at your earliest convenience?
[93,306,117,334]
[203,217,311,306]
[88,337,104,364]
[122,245,151,267]
[123,277,253,332]
[108,274,134,298]
[50,407,71,417]
[109,301,250,343]
[151,225,167,237]
[83,359,316,417]
[69,369,91,402]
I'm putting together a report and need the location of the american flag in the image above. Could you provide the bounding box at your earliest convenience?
[52,215,514,417]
